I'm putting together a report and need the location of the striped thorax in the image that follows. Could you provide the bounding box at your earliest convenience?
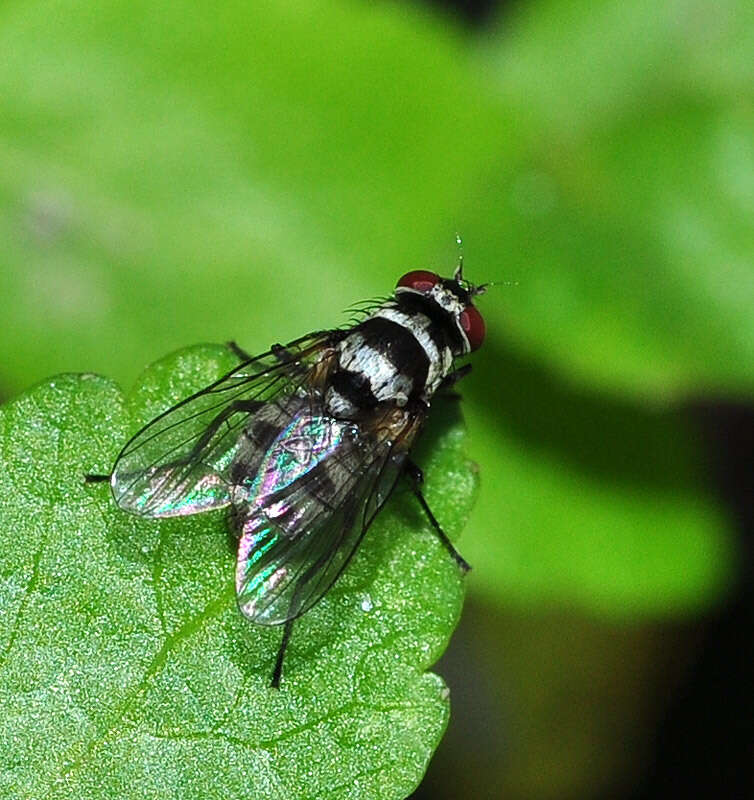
[325,268,486,418]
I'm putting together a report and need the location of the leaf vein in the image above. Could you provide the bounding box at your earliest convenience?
[44,581,236,796]
[0,510,50,670]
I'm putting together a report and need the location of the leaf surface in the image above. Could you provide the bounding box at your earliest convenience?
[0,346,476,800]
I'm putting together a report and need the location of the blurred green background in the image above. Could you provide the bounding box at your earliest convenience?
[1,0,752,797]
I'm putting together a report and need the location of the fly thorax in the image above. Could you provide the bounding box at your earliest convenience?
[330,329,414,412]
[370,308,454,398]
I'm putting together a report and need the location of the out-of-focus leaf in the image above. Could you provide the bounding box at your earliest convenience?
[0,0,506,393]
[0,346,476,799]
[465,0,754,399]
[447,0,746,614]
[462,370,733,615]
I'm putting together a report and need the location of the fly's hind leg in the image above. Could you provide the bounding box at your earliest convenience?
[404,460,471,573]
[270,618,295,689]
[227,340,309,378]
[270,343,293,363]
[266,517,348,687]
[84,473,110,484]
[86,398,263,487]
[270,343,310,377]
[184,399,264,464]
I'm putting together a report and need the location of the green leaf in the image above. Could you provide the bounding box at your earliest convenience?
[465,0,754,399]
[462,387,734,616]
[0,346,476,799]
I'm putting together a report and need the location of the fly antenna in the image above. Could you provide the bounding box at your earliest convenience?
[453,232,464,282]
[471,278,519,296]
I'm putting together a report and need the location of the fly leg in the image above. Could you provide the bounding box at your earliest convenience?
[230,330,347,369]
[437,364,472,399]
[270,343,311,379]
[84,473,110,483]
[269,557,322,688]
[270,618,295,689]
[186,399,263,460]
[268,503,356,687]
[85,398,262,486]
[227,340,303,367]
[271,343,293,363]
[404,460,471,573]
[227,340,254,361]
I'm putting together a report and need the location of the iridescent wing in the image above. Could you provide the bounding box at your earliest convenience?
[234,402,424,626]
[109,331,338,517]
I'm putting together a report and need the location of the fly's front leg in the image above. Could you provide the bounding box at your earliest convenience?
[404,460,471,573]
[439,364,472,389]
[437,364,472,399]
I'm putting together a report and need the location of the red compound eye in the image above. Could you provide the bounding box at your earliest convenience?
[459,305,486,352]
[396,270,440,293]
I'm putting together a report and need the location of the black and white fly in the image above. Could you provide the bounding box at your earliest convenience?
[86,264,487,686]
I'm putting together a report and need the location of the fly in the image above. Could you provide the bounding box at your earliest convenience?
[86,262,487,687]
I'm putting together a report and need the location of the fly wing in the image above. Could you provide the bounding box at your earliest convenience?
[110,331,338,517]
[234,404,424,625]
